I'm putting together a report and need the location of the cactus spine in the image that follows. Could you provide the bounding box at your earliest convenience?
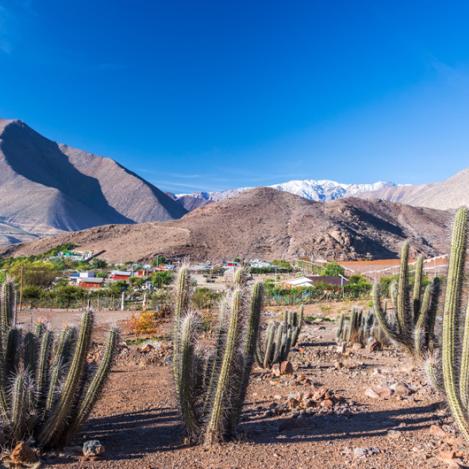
[172,266,264,445]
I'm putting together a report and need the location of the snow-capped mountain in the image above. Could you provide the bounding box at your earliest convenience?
[175,179,396,211]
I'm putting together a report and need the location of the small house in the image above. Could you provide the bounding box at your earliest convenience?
[110,270,131,281]
[75,277,104,289]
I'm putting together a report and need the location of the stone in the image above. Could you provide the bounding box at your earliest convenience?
[10,442,39,465]
[429,424,447,438]
[353,447,380,459]
[391,382,413,397]
[271,364,281,377]
[336,343,346,353]
[321,399,334,409]
[287,397,300,409]
[280,360,294,375]
[365,388,380,399]
[82,440,105,459]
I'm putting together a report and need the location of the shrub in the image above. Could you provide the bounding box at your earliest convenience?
[151,271,174,288]
[128,311,158,336]
[320,261,345,277]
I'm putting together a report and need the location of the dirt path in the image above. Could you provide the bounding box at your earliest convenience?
[44,319,467,468]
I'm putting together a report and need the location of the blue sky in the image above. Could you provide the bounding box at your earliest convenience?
[1,1,469,192]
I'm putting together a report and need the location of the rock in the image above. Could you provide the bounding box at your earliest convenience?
[387,429,402,438]
[10,442,39,465]
[365,388,380,399]
[336,343,346,353]
[351,343,364,351]
[271,364,281,377]
[367,340,382,352]
[334,361,344,369]
[321,398,334,409]
[439,450,464,468]
[429,424,447,438]
[391,382,413,397]
[353,447,379,459]
[139,343,155,353]
[287,397,300,410]
[280,361,294,375]
[82,440,105,459]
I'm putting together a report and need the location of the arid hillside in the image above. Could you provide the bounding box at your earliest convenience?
[359,168,469,210]
[4,188,452,262]
[0,119,186,238]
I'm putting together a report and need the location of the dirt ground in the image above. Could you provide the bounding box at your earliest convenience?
[33,305,469,469]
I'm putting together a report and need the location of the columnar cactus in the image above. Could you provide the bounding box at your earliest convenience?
[0,282,119,450]
[440,207,469,440]
[255,307,303,369]
[336,308,388,347]
[172,268,264,445]
[372,241,440,357]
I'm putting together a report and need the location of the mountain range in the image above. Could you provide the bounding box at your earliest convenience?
[172,180,397,211]
[0,118,468,260]
[4,188,451,262]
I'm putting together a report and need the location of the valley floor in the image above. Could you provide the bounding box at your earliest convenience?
[37,312,468,469]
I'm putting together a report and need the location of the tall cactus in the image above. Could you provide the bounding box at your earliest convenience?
[373,242,440,357]
[0,283,119,451]
[172,267,264,445]
[440,207,469,440]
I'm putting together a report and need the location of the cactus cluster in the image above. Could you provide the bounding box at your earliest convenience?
[0,282,118,450]
[336,307,388,347]
[172,267,264,445]
[255,308,303,369]
[372,241,441,358]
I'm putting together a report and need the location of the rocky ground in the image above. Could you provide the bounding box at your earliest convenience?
[36,312,469,469]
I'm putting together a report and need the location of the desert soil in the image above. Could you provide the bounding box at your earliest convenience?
[33,307,468,469]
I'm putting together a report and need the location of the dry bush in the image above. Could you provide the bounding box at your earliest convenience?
[128,310,158,336]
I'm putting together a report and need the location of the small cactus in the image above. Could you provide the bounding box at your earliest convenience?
[336,308,388,347]
[255,307,303,369]
[172,267,264,445]
[372,242,440,357]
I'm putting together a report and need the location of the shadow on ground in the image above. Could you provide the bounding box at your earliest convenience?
[73,402,442,462]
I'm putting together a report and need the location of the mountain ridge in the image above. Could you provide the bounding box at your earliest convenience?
[0,119,187,242]
[4,188,452,263]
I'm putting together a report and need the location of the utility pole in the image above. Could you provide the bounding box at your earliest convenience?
[18,266,24,315]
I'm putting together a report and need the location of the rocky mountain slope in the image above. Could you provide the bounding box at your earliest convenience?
[0,119,186,241]
[5,188,451,263]
[358,168,469,210]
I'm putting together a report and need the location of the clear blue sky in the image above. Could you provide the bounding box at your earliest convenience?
[1,1,469,192]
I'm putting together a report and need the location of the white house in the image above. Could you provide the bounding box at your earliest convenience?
[284,276,314,288]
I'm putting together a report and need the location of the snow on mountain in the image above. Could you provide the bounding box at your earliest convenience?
[175,179,396,209]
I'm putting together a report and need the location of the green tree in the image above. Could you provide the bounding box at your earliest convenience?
[151,271,174,288]
[320,262,345,277]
